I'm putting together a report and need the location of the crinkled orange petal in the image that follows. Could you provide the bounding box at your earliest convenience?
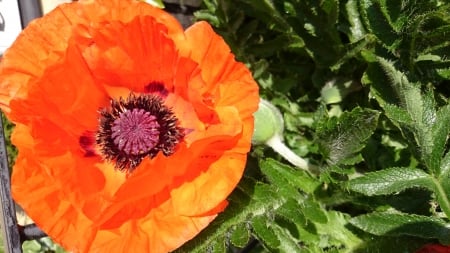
[8,42,108,134]
[93,105,243,228]
[184,21,257,96]
[1,1,259,252]
[0,5,76,115]
[76,16,182,92]
[11,123,102,252]
[90,201,220,252]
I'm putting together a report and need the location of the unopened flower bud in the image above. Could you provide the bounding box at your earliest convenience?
[252,99,318,174]
[252,99,284,145]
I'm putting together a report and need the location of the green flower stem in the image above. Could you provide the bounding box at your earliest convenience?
[432,178,450,219]
[266,136,319,174]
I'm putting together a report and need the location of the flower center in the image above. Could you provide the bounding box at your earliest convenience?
[111,108,160,155]
[96,93,184,172]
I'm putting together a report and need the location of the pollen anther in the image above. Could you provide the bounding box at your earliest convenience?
[96,93,184,172]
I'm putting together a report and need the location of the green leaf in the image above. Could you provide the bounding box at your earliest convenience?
[251,216,280,249]
[381,103,413,126]
[344,0,366,41]
[22,240,42,253]
[431,104,450,175]
[347,167,434,196]
[252,215,305,252]
[291,1,343,67]
[276,199,307,226]
[210,239,226,253]
[368,57,446,172]
[316,107,380,165]
[250,34,305,58]
[439,150,450,178]
[239,0,290,32]
[350,212,450,244]
[353,235,432,253]
[260,158,320,194]
[330,35,374,71]
[175,178,285,253]
[229,223,250,248]
[269,223,303,253]
[359,0,400,50]
[434,152,450,220]
[302,199,328,224]
[315,211,362,250]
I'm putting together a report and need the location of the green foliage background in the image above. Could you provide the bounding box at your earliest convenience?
[2,0,450,252]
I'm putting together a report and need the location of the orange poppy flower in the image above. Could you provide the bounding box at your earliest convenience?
[0,0,259,252]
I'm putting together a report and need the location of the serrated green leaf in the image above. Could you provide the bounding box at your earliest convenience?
[353,235,431,253]
[229,224,250,248]
[260,160,304,199]
[331,35,374,71]
[239,0,290,32]
[418,90,439,171]
[347,167,434,196]
[175,178,285,253]
[210,239,226,253]
[194,10,221,27]
[302,199,328,224]
[371,57,445,172]
[253,181,283,203]
[350,212,450,244]
[270,223,303,253]
[315,211,362,251]
[434,149,450,220]
[276,199,307,226]
[252,216,280,249]
[317,107,380,165]
[363,62,399,105]
[441,151,450,178]
[407,5,450,68]
[375,57,418,107]
[359,0,400,50]
[431,104,450,175]
[382,103,413,126]
[434,178,450,223]
[261,159,320,194]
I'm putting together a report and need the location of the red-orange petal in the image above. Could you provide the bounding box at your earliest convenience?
[1,1,259,252]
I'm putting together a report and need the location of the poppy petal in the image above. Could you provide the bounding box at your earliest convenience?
[1,1,260,252]
[0,5,76,114]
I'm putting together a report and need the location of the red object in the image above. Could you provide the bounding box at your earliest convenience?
[415,244,450,253]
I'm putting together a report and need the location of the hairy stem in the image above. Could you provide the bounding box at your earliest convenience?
[266,136,319,174]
